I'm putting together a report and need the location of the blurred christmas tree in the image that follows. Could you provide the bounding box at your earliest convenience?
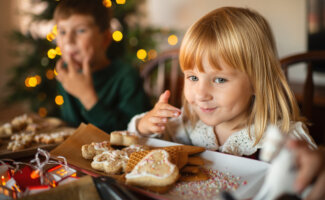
[6,0,175,117]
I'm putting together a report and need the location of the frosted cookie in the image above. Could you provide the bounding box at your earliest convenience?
[91,150,129,174]
[110,131,138,146]
[11,114,33,132]
[81,141,113,159]
[121,144,150,156]
[0,123,13,137]
[7,141,25,151]
[125,149,179,187]
[34,131,73,144]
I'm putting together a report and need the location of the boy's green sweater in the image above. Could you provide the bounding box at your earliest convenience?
[57,59,151,133]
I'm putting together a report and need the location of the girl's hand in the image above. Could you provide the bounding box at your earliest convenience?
[287,140,325,200]
[56,49,98,110]
[137,90,181,135]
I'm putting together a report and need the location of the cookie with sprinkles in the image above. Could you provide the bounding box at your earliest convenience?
[125,149,179,188]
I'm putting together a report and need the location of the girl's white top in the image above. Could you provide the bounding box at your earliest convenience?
[127,111,316,156]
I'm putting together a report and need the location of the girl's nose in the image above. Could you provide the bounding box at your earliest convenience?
[64,32,75,44]
[196,82,213,102]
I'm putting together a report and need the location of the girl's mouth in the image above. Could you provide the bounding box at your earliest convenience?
[200,107,217,113]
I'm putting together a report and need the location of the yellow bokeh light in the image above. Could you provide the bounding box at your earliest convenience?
[168,34,178,46]
[46,33,55,42]
[35,75,42,85]
[112,31,123,42]
[116,0,126,4]
[137,49,147,60]
[52,25,57,35]
[46,69,55,80]
[55,95,64,106]
[48,49,57,59]
[54,68,58,76]
[102,0,112,7]
[25,77,30,87]
[148,49,157,60]
[28,77,37,87]
[38,107,48,118]
[55,47,62,55]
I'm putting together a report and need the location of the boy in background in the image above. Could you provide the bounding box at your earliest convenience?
[54,0,150,133]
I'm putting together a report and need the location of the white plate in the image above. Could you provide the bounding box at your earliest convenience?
[138,137,270,200]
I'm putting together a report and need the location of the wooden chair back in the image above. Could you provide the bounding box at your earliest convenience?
[280,51,325,120]
[140,49,183,107]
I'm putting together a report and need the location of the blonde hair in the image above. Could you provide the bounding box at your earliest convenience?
[179,7,305,145]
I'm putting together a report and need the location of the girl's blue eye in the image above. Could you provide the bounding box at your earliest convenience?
[188,75,198,81]
[77,28,86,33]
[214,78,227,83]
[59,30,66,35]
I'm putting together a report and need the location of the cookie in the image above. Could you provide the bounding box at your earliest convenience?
[153,145,205,155]
[187,156,205,166]
[110,131,138,146]
[91,150,129,174]
[125,149,179,187]
[180,166,200,174]
[121,144,150,156]
[125,147,186,173]
[81,141,113,159]
[179,168,209,182]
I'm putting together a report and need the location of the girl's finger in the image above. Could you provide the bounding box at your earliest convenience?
[156,109,181,118]
[158,90,170,103]
[149,125,165,133]
[82,48,93,76]
[148,116,167,124]
[159,103,181,113]
[67,57,78,74]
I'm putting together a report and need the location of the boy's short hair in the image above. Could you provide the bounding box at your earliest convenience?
[54,0,111,31]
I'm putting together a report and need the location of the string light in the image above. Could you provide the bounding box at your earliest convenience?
[148,49,157,60]
[55,47,61,55]
[35,75,42,85]
[46,69,55,80]
[28,77,37,87]
[137,49,147,60]
[112,31,123,42]
[102,0,112,7]
[38,107,48,117]
[25,77,30,87]
[47,49,57,59]
[54,69,58,76]
[46,33,55,42]
[55,95,64,106]
[168,34,178,46]
[116,0,126,4]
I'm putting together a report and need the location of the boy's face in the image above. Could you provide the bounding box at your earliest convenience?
[183,56,254,129]
[56,14,109,69]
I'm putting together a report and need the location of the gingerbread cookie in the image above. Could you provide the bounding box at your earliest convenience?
[125,149,179,187]
[110,131,138,146]
[121,144,150,156]
[91,150,129,174]
[81,141,113,159]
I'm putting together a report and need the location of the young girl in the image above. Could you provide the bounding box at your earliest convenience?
[128,7,316,156]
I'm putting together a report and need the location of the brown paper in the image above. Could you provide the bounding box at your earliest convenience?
[50,123,114,177]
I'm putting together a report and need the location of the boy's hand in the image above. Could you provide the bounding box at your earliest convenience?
[137,90,181,135]
[287,140,325,200]
[55,50,98,110]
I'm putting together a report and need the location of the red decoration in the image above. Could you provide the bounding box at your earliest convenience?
[13,166,40,191]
